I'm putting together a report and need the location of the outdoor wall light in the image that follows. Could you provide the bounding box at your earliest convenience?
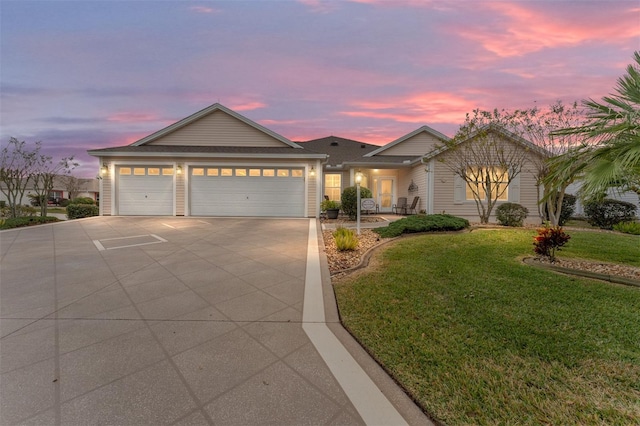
[100,164,108,175]
[309,166,315,176]
[176,165,182,175]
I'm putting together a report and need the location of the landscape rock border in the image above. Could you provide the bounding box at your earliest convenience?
[522,257,640,288]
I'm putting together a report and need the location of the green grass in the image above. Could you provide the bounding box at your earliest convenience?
[334,229,640,425]
[46,207,67,214]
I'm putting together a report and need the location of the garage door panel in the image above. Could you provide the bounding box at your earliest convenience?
[118,168,173,216]
[190,169,304,217]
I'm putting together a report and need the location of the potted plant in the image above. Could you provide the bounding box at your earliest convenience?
[321,199,341,219]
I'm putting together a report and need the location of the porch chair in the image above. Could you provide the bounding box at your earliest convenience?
[392,197,407,215]
[405,196,420,215]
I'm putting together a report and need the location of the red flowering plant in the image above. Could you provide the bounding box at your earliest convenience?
[533,223,571,263]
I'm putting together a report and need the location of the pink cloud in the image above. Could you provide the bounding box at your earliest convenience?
[228,101,267,111]
[452,2,640,57]
[189,6,219,14]
[342,92,481,124]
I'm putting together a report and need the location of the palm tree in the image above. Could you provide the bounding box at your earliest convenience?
[550,51,640,198]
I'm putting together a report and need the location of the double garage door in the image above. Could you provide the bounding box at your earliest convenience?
[116,165,305,217]
[190,166,304,217]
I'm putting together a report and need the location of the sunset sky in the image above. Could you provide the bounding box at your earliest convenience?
[1,0,639,177]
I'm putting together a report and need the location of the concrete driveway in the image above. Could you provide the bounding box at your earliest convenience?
[0,217,429,425]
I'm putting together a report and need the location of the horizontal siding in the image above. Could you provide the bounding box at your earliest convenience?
[146,110,287,147]
[379,132,442,156]
[432,155,542,224]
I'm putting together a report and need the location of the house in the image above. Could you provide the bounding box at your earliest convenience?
[0,176,99,206]
[88,103,547,223]
[88,103,327,217]
[565,182,640,218]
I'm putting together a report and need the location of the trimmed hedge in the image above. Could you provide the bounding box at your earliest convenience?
[496,202,529,227]
[0,216,59,229]
[70,197,95,205]
[67,204,99,219]
[374,214,470,238]
[584,198,637,229]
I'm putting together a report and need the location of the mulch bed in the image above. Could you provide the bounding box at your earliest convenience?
[322,228,640,284]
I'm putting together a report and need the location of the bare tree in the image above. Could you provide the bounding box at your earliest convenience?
[61,175,82,200]
[0,138,40,218]
[31,155,77,217]
[514,101,585,225]
[437,109,539,224]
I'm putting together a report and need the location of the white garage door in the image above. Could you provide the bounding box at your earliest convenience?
[117,166,174,215]
[190,166,305,217]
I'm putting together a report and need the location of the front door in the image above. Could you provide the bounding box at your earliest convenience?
[377,178,395,213]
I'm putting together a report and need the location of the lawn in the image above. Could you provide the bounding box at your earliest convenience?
[334,229,640,425]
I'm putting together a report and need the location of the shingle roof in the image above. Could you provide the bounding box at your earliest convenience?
[88,145,326,158]
[296,136,381,167]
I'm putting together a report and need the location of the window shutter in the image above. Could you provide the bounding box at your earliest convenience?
[508,173,520,203]
[454,174,465,204]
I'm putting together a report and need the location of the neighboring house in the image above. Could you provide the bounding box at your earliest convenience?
[87,103,547,223]
[0,176,99,206]
[565,182,640,218]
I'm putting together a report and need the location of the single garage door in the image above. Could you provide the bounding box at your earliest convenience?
[117,166,174,215]
[190,166,305,217]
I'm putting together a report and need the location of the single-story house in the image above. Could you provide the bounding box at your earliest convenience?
[88,103,547,223]
[0,176,99,206]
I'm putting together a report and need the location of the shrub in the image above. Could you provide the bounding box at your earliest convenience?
[70,197,95,205]
[0,201,5,208]
[496,203,529,227]
[374,214,469,238]
[333,227,358,251]
[321,199,340,211]
[584,198,637,229]
[341,186,373,220]
[28,194,46,206]
[59,198,70,207]
[533,224,570,262]
[0,216,59,229]
[544,193,576,226]
[613,221,640,235]
[67,204,99,219]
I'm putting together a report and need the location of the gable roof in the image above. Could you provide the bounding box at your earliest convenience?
[130,103,301,149]
[364,125,450,157]
[297,136,380,167]
[421,124,551,161]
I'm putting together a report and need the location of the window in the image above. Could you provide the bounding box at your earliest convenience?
[263,169,275,177]
[291,169,303,178]
[192,168,204,176]
[119,167,131,175]
[249,169,261,176]
[162,168,174,175]
[325,174,342,201]
[466,167,508,201]
[147,168,160,176]
[221,168,233,176]
[277,169,289,177]
[207,168,219,176]
[235,169,247,177]
[134,168,146,176]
